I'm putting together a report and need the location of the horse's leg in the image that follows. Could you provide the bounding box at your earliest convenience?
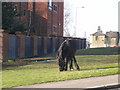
[64,57,69,71]
[69,57,74,70]
[73,56,80,70]
[62,56,66,71]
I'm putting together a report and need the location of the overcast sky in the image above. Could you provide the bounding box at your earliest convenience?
[64,0,120,39]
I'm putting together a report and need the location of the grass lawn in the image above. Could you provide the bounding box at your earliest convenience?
[76,47,119,55]
[2,55,119,88]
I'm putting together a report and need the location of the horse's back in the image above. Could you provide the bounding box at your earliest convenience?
[58,39,77,58]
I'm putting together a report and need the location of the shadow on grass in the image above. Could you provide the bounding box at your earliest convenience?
[2,57,56,70]
[81,66,118,71]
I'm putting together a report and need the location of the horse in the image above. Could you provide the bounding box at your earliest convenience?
[57,39,80,71]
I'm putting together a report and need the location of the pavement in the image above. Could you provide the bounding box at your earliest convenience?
[12,74,120,89]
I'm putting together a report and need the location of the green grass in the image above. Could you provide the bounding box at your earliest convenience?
[76,47,120,55]
[2,55,119,88]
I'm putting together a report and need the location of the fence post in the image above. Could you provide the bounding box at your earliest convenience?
[31,34,38,57]
[82,39,84,49]
[15,32,25,58]
[84,38,86,49]
[0,30,9,62]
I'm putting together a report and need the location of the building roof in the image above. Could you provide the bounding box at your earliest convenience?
[91,26,119,38]
[92,29,105,36]
[106,31,119,38]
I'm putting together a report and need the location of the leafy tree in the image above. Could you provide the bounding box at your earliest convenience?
[2,2,26,33]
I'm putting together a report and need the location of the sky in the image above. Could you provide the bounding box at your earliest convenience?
[64,0,120,40]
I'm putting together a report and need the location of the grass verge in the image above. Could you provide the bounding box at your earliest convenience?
[76,47,120,55]
[2,55,119,88]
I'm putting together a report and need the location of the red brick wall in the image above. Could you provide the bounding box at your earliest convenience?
[31,2,48,36]
[34,15,47,36]
[13,2,64,37]
[35,2,48,19]
[0,30,9,62]
[31,34,38,56]
[16,32,25,58]
[0,30,86,62]
[28,1,33,11]
[47,2,64,37]
[58,2,64,36]
[33,1,64,37]
[13,2,29,28]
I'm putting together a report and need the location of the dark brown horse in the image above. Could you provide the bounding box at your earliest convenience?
[57,39,80,71]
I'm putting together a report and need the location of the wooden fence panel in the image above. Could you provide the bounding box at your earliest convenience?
[8,35,18,59]
[47,37,53,54]
[55,38,60,52]
[37,37,44,56]
[25,36,32,58]
[1,31,86,61]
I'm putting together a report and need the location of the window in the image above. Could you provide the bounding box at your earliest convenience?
[48,0,52,11]
[53,4,57,11]
[52,26,57,33]
[14,6,17,11]
[96,36,98,41]
[23,10,26,16]
[14,6,18,16]
[48,0,52,7]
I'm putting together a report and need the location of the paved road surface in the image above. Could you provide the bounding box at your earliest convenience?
[15,74,119,89]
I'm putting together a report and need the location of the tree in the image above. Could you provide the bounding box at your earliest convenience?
[64,4,72,37]
[64,4,76,37]
[2,2,26,33]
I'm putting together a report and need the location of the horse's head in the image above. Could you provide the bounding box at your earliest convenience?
[58,56,65,71]
[57,39,69,72]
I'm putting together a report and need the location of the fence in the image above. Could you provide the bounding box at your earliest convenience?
[0,30,86,62]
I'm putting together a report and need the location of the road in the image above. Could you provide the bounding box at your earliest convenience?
[14,74,119,89]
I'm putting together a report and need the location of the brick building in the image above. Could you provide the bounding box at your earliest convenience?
[13,1,64,37]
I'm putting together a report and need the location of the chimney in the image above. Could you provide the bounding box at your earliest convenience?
[98,26,101,30]
[97,26,103,33]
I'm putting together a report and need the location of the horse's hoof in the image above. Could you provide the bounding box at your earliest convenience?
[77,68,80,71]
[70,69,74,71]
[60,70,64,72]
[64,69,68,71]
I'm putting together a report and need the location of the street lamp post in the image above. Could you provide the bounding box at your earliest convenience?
[75,6,85,38]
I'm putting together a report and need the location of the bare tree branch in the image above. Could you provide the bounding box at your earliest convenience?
[64,4,72,37]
